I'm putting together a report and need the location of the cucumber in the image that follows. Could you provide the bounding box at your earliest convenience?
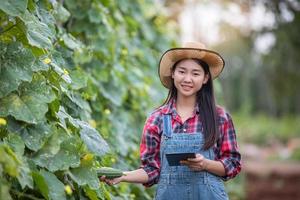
[97,167,124,179]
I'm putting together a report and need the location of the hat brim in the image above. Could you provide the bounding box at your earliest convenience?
[158,48,225,88]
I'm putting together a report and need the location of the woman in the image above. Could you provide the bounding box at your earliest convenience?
[101,42,241,200]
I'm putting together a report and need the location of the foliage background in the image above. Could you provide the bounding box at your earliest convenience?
[0,0,174,199]
[1,0,300,200]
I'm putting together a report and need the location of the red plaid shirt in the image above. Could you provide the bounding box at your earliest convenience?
[140,98,241,187]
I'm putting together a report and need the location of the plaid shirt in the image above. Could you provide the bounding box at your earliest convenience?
[140,98,241,187]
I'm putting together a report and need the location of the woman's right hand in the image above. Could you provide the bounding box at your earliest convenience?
[99,175,123,186]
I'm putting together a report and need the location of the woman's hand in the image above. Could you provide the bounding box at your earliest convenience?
[180,153,208,171]
[99,175,123,186]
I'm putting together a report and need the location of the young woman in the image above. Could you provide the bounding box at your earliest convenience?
[101,42,241,200]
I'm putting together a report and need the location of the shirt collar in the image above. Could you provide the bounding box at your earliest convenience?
[161,98,199,115]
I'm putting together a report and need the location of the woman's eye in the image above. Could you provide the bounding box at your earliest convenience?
[193,73,200,76]
[179,71,185,74]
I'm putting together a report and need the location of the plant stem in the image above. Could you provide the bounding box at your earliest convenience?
[10,189,44,200]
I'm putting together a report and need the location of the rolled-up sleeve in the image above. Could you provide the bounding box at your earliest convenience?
[140,113,162,187]
[216,111,241,181]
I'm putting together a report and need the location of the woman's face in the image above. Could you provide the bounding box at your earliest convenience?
[172,59,209,98]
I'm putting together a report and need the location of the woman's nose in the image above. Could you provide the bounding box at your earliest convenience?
[183,74,192,82]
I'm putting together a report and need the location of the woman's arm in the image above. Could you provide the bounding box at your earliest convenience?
[100,168,149,185]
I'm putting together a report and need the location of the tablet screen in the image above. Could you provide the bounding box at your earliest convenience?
[165,153,196,166]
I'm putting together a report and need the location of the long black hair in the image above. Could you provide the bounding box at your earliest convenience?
[162,58,219,150]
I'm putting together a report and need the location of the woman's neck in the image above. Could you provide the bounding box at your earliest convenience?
[176,95,196,109]
[176,95,196,122]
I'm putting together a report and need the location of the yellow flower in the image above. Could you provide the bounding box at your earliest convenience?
[82,153,94,161]
[88,119,97,128]
[121,48,128,56]
[111,157,116,163]
[104,109,111,115]
[0,118,7,126]
[64,185,73,195]
[43,58,51,64]
[63,69,69,75]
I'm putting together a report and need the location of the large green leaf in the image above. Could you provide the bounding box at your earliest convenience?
[32,127,68,157]
[0,74,56,124]
[18,158,33,189]
[0,144,20,177]
[31,58,50,72]
[0,0,28,16]
[53,3,70,23]
[5,133,24,156]
[19,10,55,49]
[5,134,33,189]
[33,136,81,172]
[7,119,53,152]
[0,179,12,200]
[62,33,82,50]
[78,120,110,157]
[56,106,79,131]
[33,170,66,200]
[0,42,35,98]
[69,69,88,90]
[32,171,49,199]
[68,166,100,189]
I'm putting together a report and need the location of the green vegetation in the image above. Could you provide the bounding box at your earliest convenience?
[1,0,299,200]
[0,0,174,199]
[233,112,300,145]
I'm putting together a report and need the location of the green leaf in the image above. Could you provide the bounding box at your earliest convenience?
[56,106,79,131]
[0,42,35,98]
[32,127,68,156]
[19,10,55,49]
[33,136,81,172]
[62,33,82,50]
[87,3,106,24]
[83,185,105,200]
[50,52,72,84]
[0,144,20,176]
[5,133,24,156]
[0,74,56,124]
[33,170,66,200]
[7,119,53,151]
[53,3,70,23]
[78,121,110,157]
[31,57,50,72]
[69,166,100,189]
[0,179,13,200]
[32,171,49,199]
[4,134,33,189]
[69,70,88,90]
[18,158,33,189]
[0,0,28,16]
[98,69,127,106]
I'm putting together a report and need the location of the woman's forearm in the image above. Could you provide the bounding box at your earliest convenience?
[121,168,149,184]
[205,159,226,177]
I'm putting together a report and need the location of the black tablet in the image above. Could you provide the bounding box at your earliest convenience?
[165,153,196,166]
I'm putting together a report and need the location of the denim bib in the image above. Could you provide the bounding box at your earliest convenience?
[155,114,229,200]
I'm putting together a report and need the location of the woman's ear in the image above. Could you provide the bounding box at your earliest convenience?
[203,74,209,84]
[171,71,175,79]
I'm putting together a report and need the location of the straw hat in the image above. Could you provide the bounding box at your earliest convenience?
[158,42,225,88]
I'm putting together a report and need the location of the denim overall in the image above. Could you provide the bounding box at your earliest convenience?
[155,115,229,200]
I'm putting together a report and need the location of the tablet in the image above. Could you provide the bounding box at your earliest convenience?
[165,153,196,166]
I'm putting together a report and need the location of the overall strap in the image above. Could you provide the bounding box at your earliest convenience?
[162,114,172,137]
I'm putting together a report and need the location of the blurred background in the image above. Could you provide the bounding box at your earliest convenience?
[162,0,300,199]
[0,0,300,200]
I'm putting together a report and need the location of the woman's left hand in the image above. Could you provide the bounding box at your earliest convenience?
[180,153,208,171]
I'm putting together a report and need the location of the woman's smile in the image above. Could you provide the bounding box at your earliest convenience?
[181,84,193,91]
